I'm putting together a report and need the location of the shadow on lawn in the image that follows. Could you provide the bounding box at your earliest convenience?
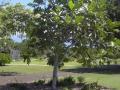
[62,65,120,74]
[0,72,20,76]
[0,82,116,90]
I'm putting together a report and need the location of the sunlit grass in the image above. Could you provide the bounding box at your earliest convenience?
[79,73,120,90]
[0,59,120,89]
[0,65,53,74]
[1,59,80,74]
[11,58,47,65]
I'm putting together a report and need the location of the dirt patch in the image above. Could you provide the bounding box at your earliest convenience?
[0,71,79,86]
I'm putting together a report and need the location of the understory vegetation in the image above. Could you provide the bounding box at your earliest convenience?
[0,76,115,90]
[0,53,11,66]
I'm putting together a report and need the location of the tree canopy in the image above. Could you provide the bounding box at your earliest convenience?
[28,0,120,89]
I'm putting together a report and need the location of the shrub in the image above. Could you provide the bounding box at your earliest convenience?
[47,79,59,86]
[34,80,45,86]
[58,76,75,86]
[81,82,100,90]
[47,79,52,86]
[47,76,75,86]
[9,83,27,90]
[0,53,12,66]
[77,76,85,83]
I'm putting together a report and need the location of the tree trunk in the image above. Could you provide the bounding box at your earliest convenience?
[52,53,59,90]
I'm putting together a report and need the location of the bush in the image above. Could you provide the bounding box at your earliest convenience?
[82,82,100,90]
[47,79,59,86]
[0,53,11,66]
[58,76,75,86]
[34,80,45,85]
[9,83,27,90]
[47,76,75,86]
[77,76,85,83]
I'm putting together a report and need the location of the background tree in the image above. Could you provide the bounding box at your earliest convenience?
[0,3,33,42]
[19,40,37,65]
[103,0,120,63]
[0,3,13,66]
[0,3,34,64]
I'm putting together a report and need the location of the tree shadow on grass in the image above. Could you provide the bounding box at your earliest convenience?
[0,82,116,90]
[62,65,120,74]
[0,72,20,76]
[0,83,53,90]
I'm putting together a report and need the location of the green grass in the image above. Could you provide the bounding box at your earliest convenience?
[0,65,53,74]
[0,59,120,89]
[0,65,119,89]
[80,73,120,90]
[64,61,81,66]
[11,59,80,66]
[0,60,80,74]
[11,58,47,65]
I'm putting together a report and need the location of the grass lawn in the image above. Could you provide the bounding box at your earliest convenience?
[0,65,120,89]
[80,73,120,90]
[11,59,81,66]
[0,59,120,89]
[11,58,47,65]
[0,60,80,74]
[0,65,53,74]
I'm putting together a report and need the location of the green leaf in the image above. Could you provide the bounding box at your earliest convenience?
[88,0,96,12]
[68,0,74,10]
[75,0,83,9]
[75,16,84,25]
[65,14,71,24]
[53,15,60,22]
[114,39,120,46]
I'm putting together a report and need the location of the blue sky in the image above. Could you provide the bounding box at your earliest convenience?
[0,0,32,6]
[1,0,33,42]
[10,0,32,5]
[10,0,33,9]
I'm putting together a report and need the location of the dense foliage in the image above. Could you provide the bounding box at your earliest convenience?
[0,53,11,66]
[28,0,120,89]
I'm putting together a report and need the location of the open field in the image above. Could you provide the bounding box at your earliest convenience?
[11,58,120,65]
[80,73,120,90]
[11,59,81,66]
[0,65,53,74]
[0,59,120,89]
